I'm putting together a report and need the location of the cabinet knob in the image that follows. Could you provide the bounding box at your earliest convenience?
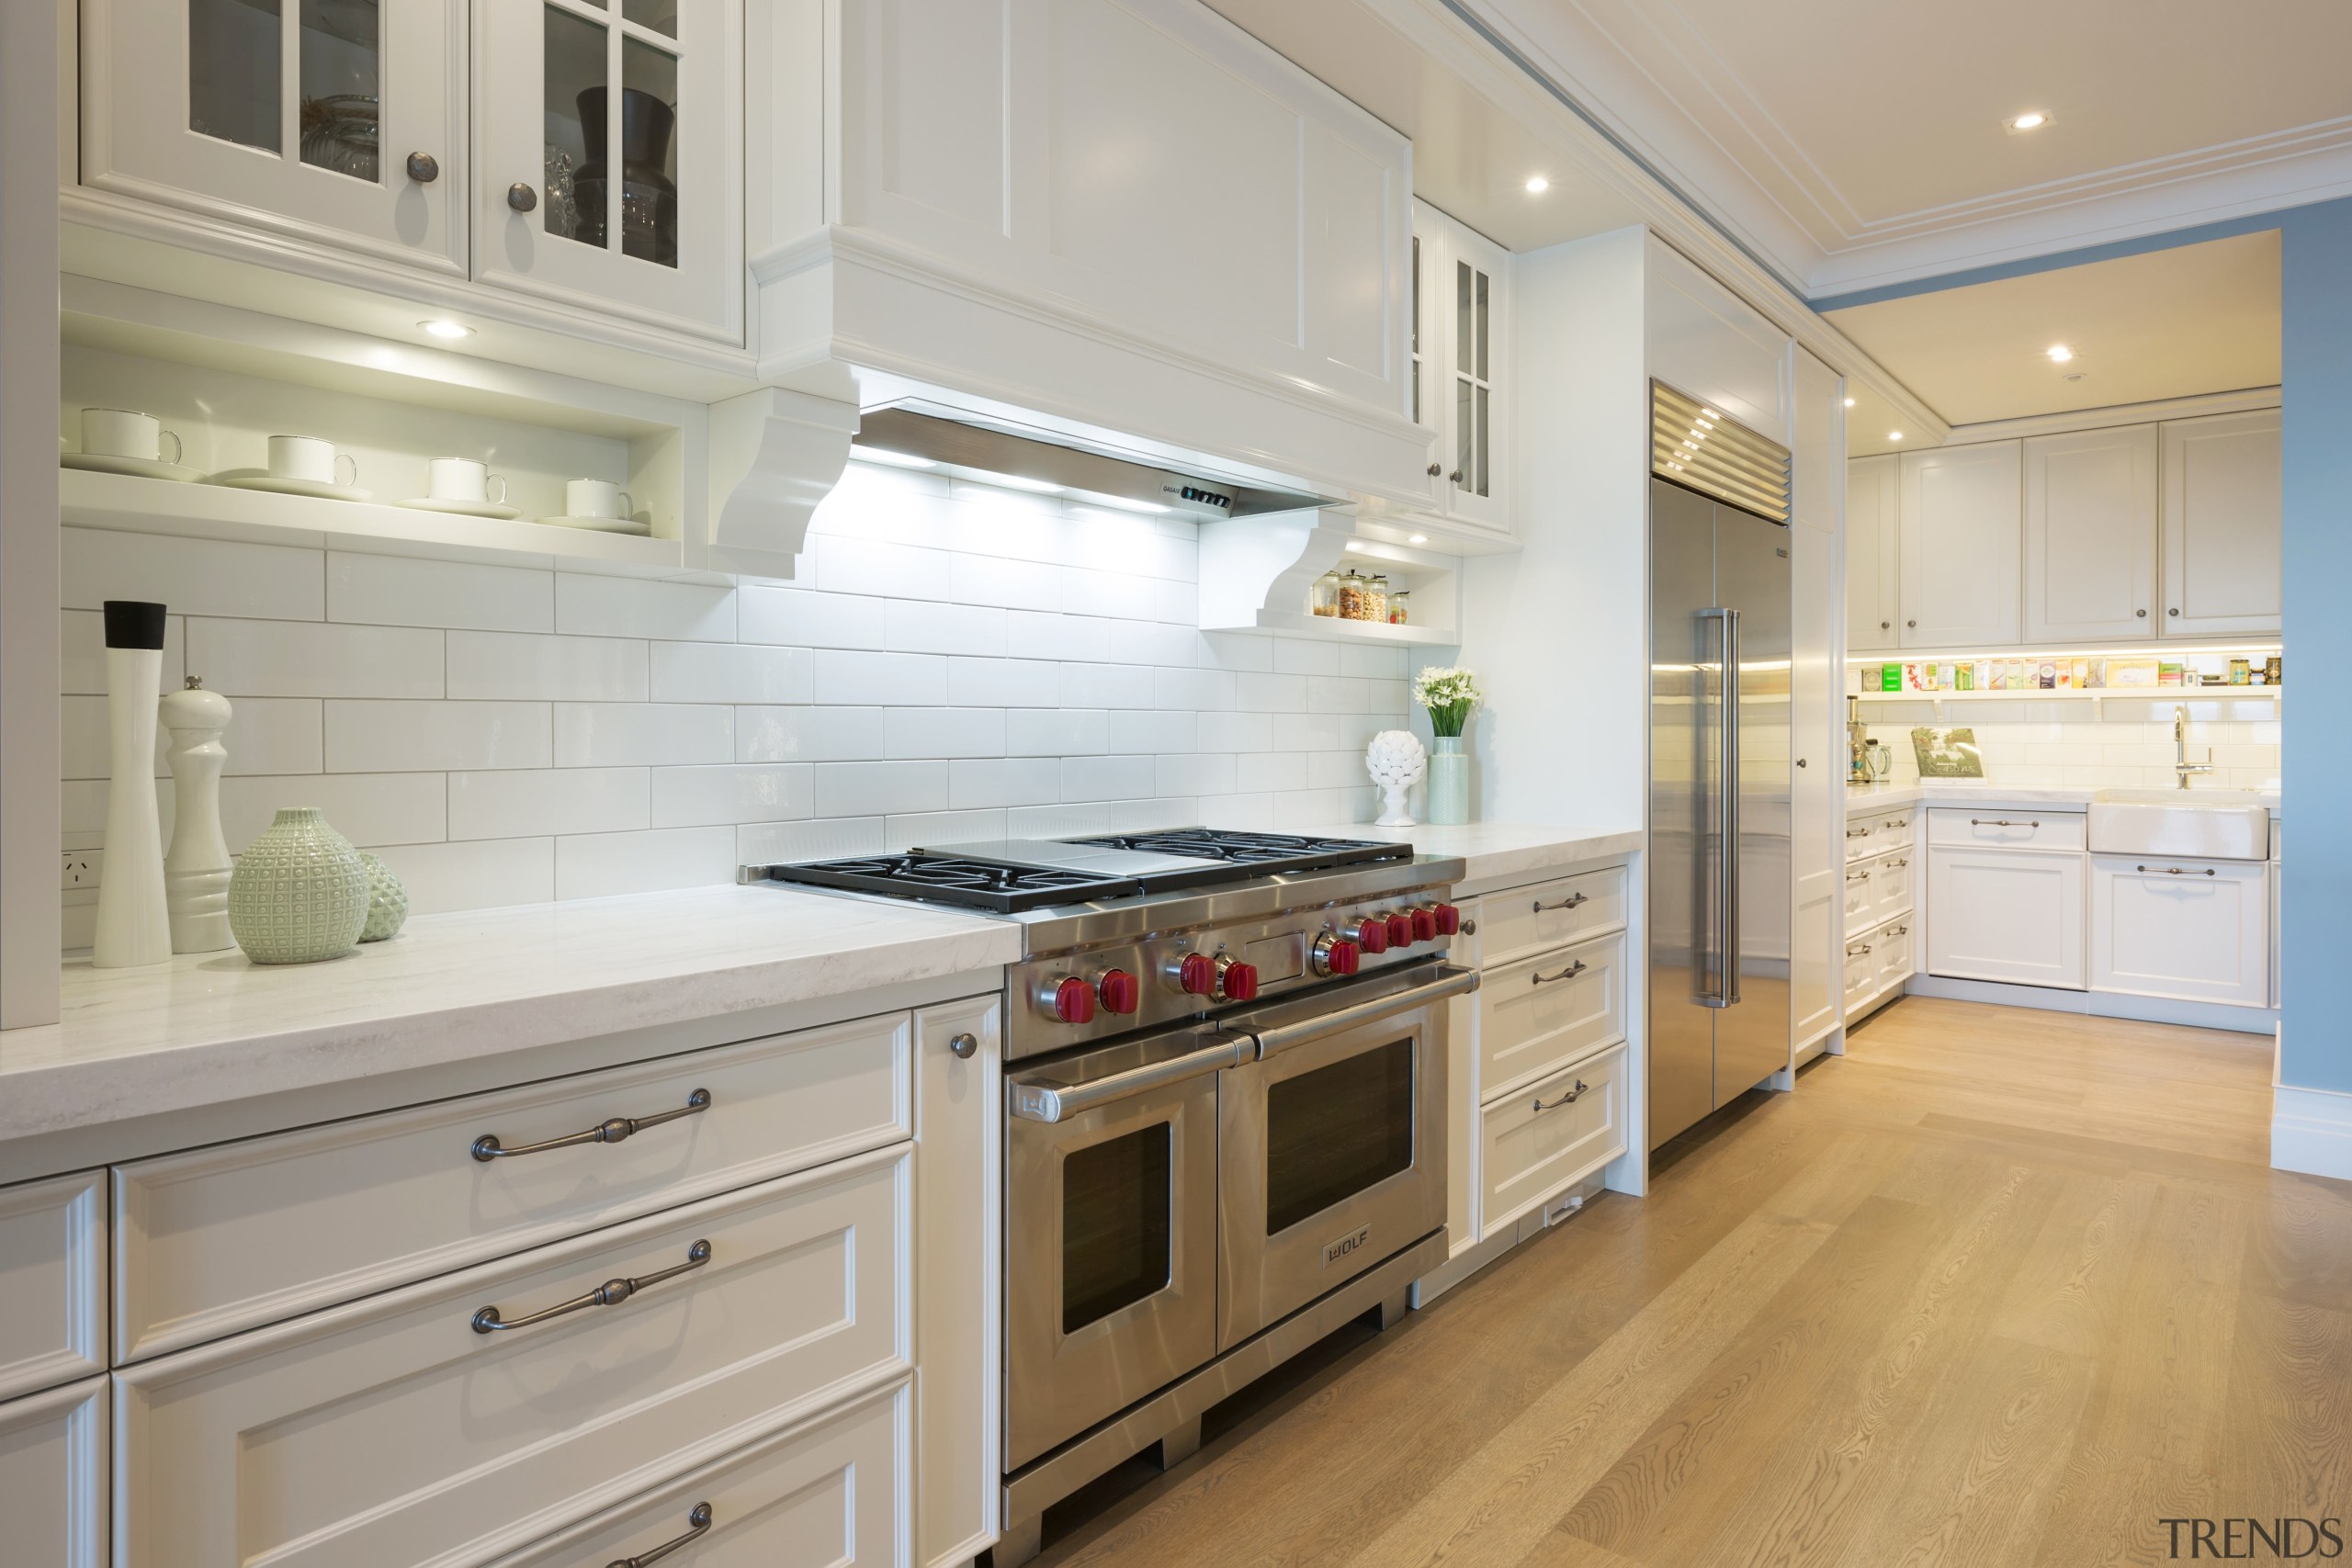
[507,182,538,213]
[1906,619,1917,628]
[1427,462,1442,477]
[948,1031,979,1059]
[2137,608,2148,617]
[1796,758,1808,768]
[1460,918,1477,936]
[1881,620,1891,629]
[2168,607,2180,617]
[1449,469,1464,483]
[405,151,440,184]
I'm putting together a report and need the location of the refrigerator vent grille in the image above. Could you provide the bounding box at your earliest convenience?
[1651,382,1791,522]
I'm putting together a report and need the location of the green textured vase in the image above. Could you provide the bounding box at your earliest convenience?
[227,807,370,964]
[358,852,409,942]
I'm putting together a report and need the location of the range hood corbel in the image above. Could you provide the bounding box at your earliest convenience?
[702,386,860,579]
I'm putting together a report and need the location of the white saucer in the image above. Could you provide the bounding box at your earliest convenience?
[396,496,524,521]
[62,451,202,483]
[212,473,374,502]
[536,514,652,536]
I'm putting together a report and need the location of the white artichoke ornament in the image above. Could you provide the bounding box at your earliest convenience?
[1365,729,1429,828]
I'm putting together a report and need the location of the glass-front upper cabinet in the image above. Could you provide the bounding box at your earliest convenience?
[475,0,744,344]
[1408,200,1513,537]
[83,0,467,274]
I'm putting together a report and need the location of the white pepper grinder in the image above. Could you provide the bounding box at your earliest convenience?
[93,601,172,968]
[160,675,234,953]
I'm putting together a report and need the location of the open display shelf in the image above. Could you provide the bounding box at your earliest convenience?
[1852,683,2281,704]
[1197,507,1463,646]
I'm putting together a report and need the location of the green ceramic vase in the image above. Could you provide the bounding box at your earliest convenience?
[359,852,409,942]
[227,807,370,964]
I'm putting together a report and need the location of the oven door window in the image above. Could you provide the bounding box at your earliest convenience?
[1062,1122,1174,1333]
[1263,1036,1416,1235]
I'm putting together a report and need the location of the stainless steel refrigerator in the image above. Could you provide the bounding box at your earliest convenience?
[1647,469,1792,1148]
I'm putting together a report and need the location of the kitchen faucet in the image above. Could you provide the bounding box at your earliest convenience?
[2174,705,2213,790]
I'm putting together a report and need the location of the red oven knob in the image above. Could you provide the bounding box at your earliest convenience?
[1097,968,1139,1015]
[1312,933,1362,977]
[1351,917,1390,955]
[1051,976,1095,1024]
[1177,952,1219,997]
[1385,912,1413,948]
[1409,908,1438,943]
[1432,902,1461,936]
[1217,958,1261,1002]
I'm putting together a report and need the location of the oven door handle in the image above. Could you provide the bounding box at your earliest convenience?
[1247,966,1481,1060]
[1008,1037,1249,1123]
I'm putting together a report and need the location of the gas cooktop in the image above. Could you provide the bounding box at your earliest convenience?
[744,829,1412,915]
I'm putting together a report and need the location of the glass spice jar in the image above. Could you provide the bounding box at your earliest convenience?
[1337,570,1366,620]
[1366,574,1390,624]
[1311,570,1341,617]
[1390,589,1409,626]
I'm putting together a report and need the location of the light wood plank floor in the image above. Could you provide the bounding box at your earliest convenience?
[1030,998,2352,1568]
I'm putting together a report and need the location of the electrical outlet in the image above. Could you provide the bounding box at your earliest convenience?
[1543,1191,1586,1228]
[62,851,102,891]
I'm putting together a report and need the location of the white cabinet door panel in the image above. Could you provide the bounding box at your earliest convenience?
[0,1376,108,1568]
[1477,934,1627,1101]
[1846,455,1901,652]
[1793,891,1838,1046]
[2089,857,2268,1006]
[2161,411,2281,637]
[1644,239,1790,443]
[1871,852,1916,925]
[1927,846,2086,990]
[2024,424,2158,642]
[117,1151,909,1568]
[83,0,467,275]
[0,1171,106,1403]
[912,997,1001,1568]
[1901,443,2021,648]
[1480,1044,1627,1232]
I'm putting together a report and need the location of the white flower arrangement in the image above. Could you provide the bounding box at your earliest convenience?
[1411,665,1482,738]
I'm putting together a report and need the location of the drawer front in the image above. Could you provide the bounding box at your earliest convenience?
[1866,810,1915,857]
[118,1147,910,1568]
[116,1010,912,1361]
[0,1172,106,1403]
[1841,861,1878,936]
[1870,852,1916,923]
[1872,917,1915,991]
[491,1382,906,1568]
[1475,866,1628,968]
[1478,932,1626,1100]
[0,1375,108,1568]
[1844,814,1883,863]
[1927,846,2087,990]
[1927,807,2086,852]
[1842,942,1876,1009]
[1480,1043,1626,1232]
[2089,856,2269,1006]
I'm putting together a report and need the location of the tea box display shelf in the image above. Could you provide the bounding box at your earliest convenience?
[1196,511,1464,647]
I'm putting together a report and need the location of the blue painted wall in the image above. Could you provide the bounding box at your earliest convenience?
[2278,197,2352,1093]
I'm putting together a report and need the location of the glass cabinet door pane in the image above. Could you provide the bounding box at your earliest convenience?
[1263,1039,1415,1235]
[622,0,678,35]
[1475,384,1491,497]
[1455,260,1474,376]
[299,0,380,182]
[191,0,283,153]
[1410,235,1422,424]
[1061,1124,1173,1333]
[618,36,682,266]
[1475,268,1490,381]
[543,3,608,247]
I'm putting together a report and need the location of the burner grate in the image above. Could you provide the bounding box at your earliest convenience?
[1069,828,1410,875]
[755,854,1138,914]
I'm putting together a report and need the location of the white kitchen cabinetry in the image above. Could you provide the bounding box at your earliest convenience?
[2089,856,2269,1007]
[2161,410,2283,637]
[1841,807,1917,1025]
[1927,807,2086,990]
[1846,455,1901,653]
[2023,424,2158,643]
[0,1170,106,1402]
[911,997,1001,1568]
[1790,347,1842,1052]
[1644,238,1791,443]
[1409,202,1512,538]
[80,0,468,276]
[476,0,744,344]
[1900,442,2022,648]
[0,1376,108,1568]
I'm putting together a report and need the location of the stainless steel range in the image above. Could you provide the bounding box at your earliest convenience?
[742,829,1474,1564]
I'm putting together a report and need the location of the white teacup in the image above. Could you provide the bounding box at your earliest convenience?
[565,478,634,521]
[269,434,358,489]
[82,408,181,465]
[428,457,507,505]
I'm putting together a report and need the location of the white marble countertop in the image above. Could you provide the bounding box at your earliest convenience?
[1304,821,1645,887]
[1,885,1018,1143]
[1844,781,2282,814]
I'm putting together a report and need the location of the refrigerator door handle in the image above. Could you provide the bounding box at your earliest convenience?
[1698,607,1741,1009]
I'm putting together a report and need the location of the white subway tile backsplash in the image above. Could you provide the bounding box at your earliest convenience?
[650,764,814,828]
[1235,672,1309,712]
[951,658,1062,708]
[1236,751,1307,793]
[1154,667,1234,710]
[1272,639,1340,676]
[220,772,446,851]
[1064,663,1155,709]
[449,631,646,702]
[1308,750,1369,790]
[1339,645,1409,681]
[1156,753,1236,797]
[884,809,1007,850]
[1012,708,1109,756]
[1062,755,1155,802]
[886,599,1006,657]
[1195,711,1272,753]
[555,574,735,641]
[371,838,554,915]
[62,609,184,694]
[738,585,888,649]
[188,619,444,698]
[813,649,948,706]
[948,553,1065,613]
[812,761,949,818]
[884,707,1007,760]
[329,553,551,633]
[1007,611,1110,663]
[740,705,887,763]
[62,694,322,780]
[65,527,322,620]
[557,703,735,767]
[448,768,648,840]
[1109,709,1195,755]
[557,827,738,901]
[739,817,887,865]
[652,642,811,705]
[325,700,550,773]
[814,534,956,600]
[950,757,1062,810]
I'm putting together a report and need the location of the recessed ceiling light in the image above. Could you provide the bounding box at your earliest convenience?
[1844,397,1856,408]
[418,319,472,339]
[1524,175,1549,193]
[851,446,936,469]
[1408,534,1428,545]
[2046,344,2075,363]
[2006,110,2052,133]
[1887,431,1905,442]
